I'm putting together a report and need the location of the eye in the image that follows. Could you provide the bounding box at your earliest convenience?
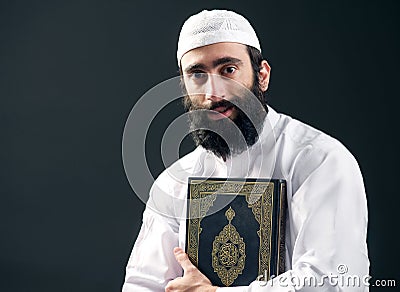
[191,71,207,79]
[189,71,208,84]
[222,66,237,75]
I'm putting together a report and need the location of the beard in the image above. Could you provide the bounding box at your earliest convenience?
[183,79,268,160]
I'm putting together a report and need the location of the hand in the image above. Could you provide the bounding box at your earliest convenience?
[165,247,218,292]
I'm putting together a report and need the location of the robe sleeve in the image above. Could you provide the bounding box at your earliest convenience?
[122,172,184,292]
[122,207,182,292]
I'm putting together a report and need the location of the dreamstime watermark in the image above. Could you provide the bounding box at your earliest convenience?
[256,264,396,288]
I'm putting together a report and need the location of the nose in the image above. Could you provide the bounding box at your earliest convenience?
[204,74,225,102]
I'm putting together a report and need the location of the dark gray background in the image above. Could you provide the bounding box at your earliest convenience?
[1,0,398,291]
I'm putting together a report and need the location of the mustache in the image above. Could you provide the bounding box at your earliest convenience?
[209,100,234,111]
[189,98,237,111]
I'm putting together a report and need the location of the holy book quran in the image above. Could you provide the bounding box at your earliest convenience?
[185,177,287,287]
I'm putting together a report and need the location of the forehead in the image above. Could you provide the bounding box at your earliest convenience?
[180,42,250,69]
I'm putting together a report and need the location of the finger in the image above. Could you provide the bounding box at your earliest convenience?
[165,277,182,292]
[173,247,195,273]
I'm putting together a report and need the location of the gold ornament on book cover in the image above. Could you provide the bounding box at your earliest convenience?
[211,207,246,286]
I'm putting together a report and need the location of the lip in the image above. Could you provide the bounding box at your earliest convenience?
[208,106,235,120]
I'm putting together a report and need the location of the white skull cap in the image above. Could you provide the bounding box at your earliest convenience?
[177,9,261,66]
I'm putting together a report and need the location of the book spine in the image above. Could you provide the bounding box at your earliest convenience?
[276,181,287,275]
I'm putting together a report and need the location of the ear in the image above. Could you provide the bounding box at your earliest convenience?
[258,60,271,92]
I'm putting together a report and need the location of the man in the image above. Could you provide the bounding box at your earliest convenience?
[122,10,369,292]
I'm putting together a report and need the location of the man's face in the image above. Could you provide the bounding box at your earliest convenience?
[180,42,269,159]
[181,42,255,121]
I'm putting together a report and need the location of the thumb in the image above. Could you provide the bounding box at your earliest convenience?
[173,247,195,273]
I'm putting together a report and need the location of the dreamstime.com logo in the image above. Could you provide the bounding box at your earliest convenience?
[256,264,396,288]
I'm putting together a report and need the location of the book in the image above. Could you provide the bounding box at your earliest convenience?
[185,177,287,287]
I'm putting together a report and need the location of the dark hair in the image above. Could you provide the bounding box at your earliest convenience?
[246,45,267,107]
[246,45,264,75]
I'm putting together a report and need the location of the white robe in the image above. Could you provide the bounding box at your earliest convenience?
[122,107,369,292]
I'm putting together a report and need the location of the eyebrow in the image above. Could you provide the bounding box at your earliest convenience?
[184,57,243,73]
